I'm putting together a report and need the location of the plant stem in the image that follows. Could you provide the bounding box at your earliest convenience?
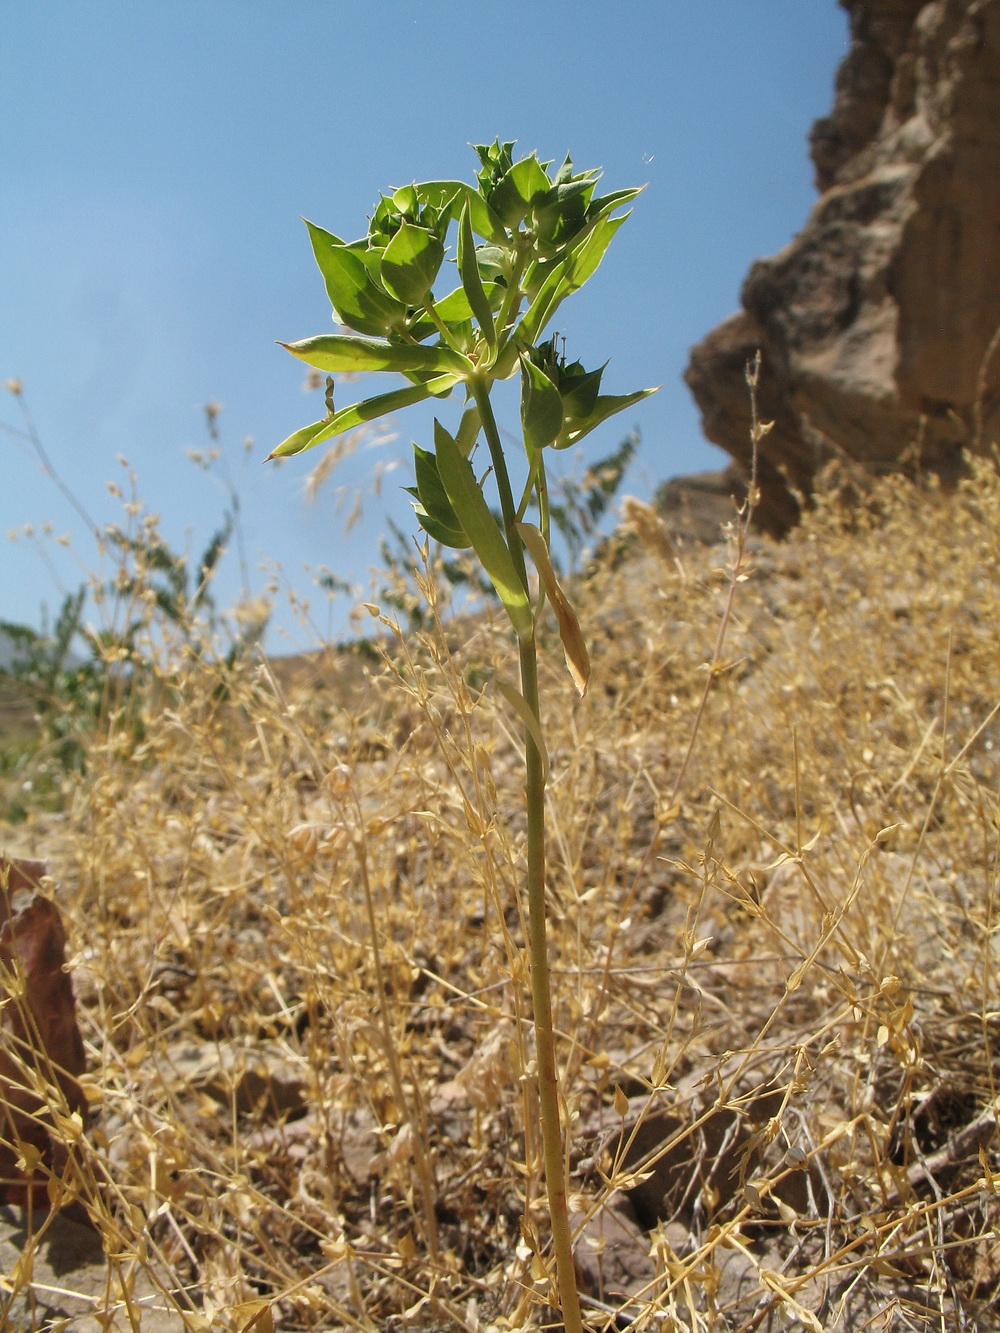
[518,637,582,1333]
[424,299,464,354]
[471,377,583,1333]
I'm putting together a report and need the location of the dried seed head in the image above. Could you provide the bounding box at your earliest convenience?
[287,823,322,858]
[322,765,352,797]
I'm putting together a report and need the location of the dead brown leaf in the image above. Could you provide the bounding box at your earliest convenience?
[0,856,88,1209]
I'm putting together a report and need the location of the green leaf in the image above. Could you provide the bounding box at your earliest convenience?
[266,417,335,461]
[510,257,569,352]
[370,193,399,238]
[553,386,658,449]
[559,361,606,420]
[380,220,445,306]
[457,203,496,350]
[413,444,469,546]
[563,211,629,290]
[279,334,472,377]
[433,420,533,640]
[266,374,459,459]
[304,220,408,336]
[432,282,503,324]
[345,238,387,281]
[488,155,551,228]
[455,402,481,457]
[519,356,564,452]
[509,214,630,356]
[410,501,470,549]
[413,179,506,241]
[473,139,515,192]
[533,178,594,246]
[472,245,507,282]
[392,184,419,216]
[586,185,644,219]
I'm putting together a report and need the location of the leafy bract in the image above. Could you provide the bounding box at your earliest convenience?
[381,221,445,306]
[408,500,469,549]
[432,421,532,640]
[533,177,594,247]
[412,179,505,242]
[305,220,408,336]
[519,356,564,452]
[488,154,551,228]
[553,386,659,450]
[432,283,504,325]
[558,361,607,421]
[455,403,482,457]
[411,444,470,548]
[512,212,630,354]
[511,257,569,355]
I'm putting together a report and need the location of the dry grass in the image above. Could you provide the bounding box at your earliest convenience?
[2,457,1000,1331]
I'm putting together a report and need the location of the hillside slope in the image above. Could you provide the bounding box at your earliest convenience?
[2,460,999,1330]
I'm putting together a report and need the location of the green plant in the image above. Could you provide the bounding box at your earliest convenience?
[1,388,270,793]
[273,140,656,1329]
[0,591,96,819]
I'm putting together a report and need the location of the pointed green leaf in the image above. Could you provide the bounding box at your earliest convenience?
[345,238,387,281]
[533,178,594,245]
[586,185,644,219]
[488,155,551,228]
[509,214,630,354]
[266,374,459,459]
[380,220,445,306]
[457,203,496,350]
[512,257,569,350]
[560,361,606,420]
[406,479,470,548]
[413,443,468,543]
[553,386,659,449]
[519,356,564,451]
[456,403,481,457]
[553,153,577,186]
[412,180,506,241]
[563,211,629,290]
[433,420,532,640]
[432,282,503,324]
[473,245,507,282]
[265,417,334,462]
[392,184,419,216]
[370,193,399,237]
[522,253,562,303]
[280,334,472,377]
[402,367,461,396]
[410,502,471,549]
[304,220,408,335]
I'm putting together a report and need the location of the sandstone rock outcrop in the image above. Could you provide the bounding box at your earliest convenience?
[685,0,1000,534]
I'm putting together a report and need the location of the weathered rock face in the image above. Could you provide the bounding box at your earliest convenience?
[685,0,1000,534]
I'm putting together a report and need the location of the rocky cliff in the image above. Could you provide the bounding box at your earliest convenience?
[685,0,1000,533]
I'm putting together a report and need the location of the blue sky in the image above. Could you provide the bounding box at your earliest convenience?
[2,2,848,651]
